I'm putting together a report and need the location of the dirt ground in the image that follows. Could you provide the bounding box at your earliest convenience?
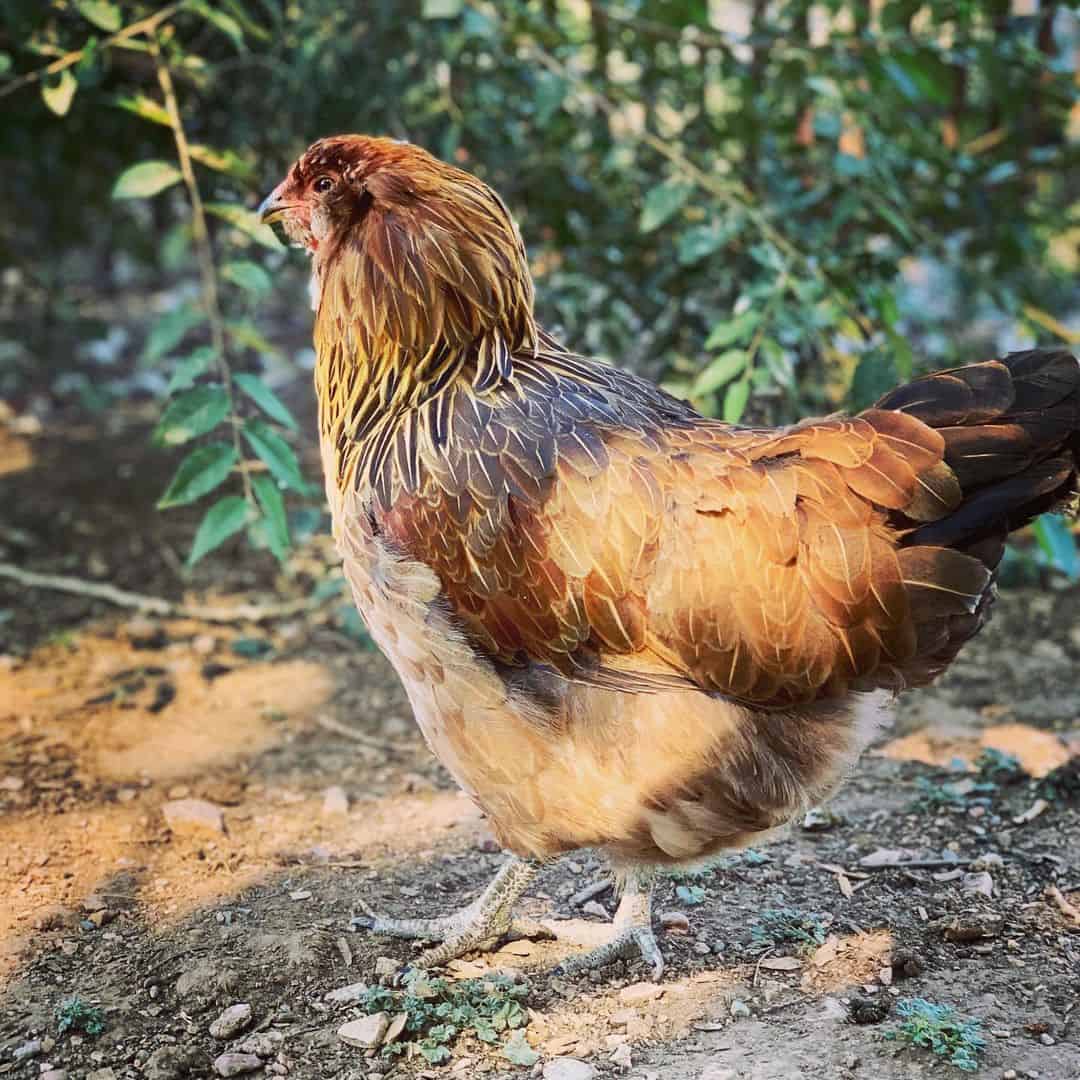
[1,409,1078,1080]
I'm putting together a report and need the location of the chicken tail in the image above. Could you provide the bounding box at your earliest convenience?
[874,348,1079,557]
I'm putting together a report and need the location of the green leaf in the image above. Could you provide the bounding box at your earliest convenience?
[234,373,297,429]
[677,222,728,265]
[226,318,281,356]
[187,496,250,566]
[705,310,758,350]
[112,160,183,199]
[639,179,693,233]
[205,203,283,250]
[166,348,216,394]
[41,69,77,116]
[188,0,246,49]
[723,379,750,424]
[143,304,206,364]
[692,349,747,396]
[73,0,121,31]
[252,474,290,563]
[242,419,306,492]
[153,385,230,446]
[501,1031,539,1067]
[1032,514,1079,580]
[850,350,898,411]
[222,260,272,297]
[111,93,171,126]
[158,443,236,508]
[422,0,463,16]
[189,144,254,181]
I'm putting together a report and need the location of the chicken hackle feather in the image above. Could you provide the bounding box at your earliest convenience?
[260,134,1080,976]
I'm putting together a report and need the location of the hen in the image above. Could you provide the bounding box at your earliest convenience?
[259,135,1080,978]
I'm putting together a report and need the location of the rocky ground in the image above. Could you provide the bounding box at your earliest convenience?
[1,410,1078,1080]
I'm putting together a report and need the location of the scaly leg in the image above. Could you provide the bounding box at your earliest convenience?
[555,867,664,980]
[350,855,547,967]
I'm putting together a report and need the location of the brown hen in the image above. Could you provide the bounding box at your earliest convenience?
[259,135,1080,978]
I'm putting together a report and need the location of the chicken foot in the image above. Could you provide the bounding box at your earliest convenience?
[350,855,547,967]
[555,868,664,980]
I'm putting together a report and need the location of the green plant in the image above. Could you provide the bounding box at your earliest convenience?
[55,996,106,1037]
[910,774,997,812]
[750,907,828,950]
[886,997,985,1072]
[356,970,532,1065]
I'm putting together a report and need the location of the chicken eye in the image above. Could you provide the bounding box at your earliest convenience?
[313,176,334,194]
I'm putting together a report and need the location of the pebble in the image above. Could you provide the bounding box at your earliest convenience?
[86,1071,117,1080]
[338,1012,389,1048]
[659,911,690,934]
[289,890,312,901]
[374,956,399,976]
[212,1052,263,1077]
[238,1031,283,1057]
[700,1068,737,1080]
[543,1060,596,1080]
[582,900,608,919]
[729,999,751,1018]
[163,797,225,835]
[0,775,24,791]
[209,1003,253,1040]
[322,786,349,815]
[193,634,217,655]
[384,1012,408,1044]
[619,982,663,1005]
[692,940,712,956]
[40,1071,67,1080]
[963,871,994,897]
[324,981,369,1003]
[1039,1033,1055,1046]
[1003,1072,1017,1079]
[609,1043,632,1069]
[12,1039,41,1060]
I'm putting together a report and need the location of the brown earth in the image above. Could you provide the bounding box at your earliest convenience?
[1,411,1078,1080]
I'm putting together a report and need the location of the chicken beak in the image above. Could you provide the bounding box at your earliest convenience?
[257,184,291,225]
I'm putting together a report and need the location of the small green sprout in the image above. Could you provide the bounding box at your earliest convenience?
[55,996,106,1037]
[886,997,985,1072]
[751,907,828,950]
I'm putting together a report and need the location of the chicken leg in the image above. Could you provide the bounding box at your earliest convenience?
[350,855,546,967]
[555,868,664,980]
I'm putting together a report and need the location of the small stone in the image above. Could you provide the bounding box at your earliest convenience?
[729,999,751,1018]
[193,634,217,655]
[163,798,224,835]
[542,1060,596,1080]
[86,1071,117,1080]
[209,1003,253,1040]
[692,940,712,956]
[238,1031,283,1057]
[0,775,24,791]
[962,871,994,897]
[145,1045,200,1080]
[1039,1033,1055,1046]
[322,786,349,816]
[288,890,312,901]
[83,894,108,912]
[700,1068,737,1080]
[659,911,690,934]
[877,966,893,987]
[374,956,399,976]
[324,981,369,1004]
[166,785,191,799]
[384,1012,408,1044]
[582,900,608,919]
[619,982,663,1005]
[40,1071,67,1080]
[116,787,138,803]
[1003,1071,1017,1079]
[13,1040,41,1061]
[213,1052,262,1077]
[338,1013,389,1048]
[609,1043,632,1069]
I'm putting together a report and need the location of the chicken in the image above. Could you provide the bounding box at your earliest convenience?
[259,135,1080,978]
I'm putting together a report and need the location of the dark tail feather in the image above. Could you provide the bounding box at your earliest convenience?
[878,349,1080,558]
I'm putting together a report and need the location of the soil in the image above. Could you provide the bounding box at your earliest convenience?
[1,408,1078,1080]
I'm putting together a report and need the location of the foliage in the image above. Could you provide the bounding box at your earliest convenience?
[55,996,106,1037]
[886,997,986,1072]
[750,906,828,950]
[355,970,532,1064]
[1,0,1078,571]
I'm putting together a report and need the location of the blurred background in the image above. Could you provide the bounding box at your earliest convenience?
[1,0,1079,631]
